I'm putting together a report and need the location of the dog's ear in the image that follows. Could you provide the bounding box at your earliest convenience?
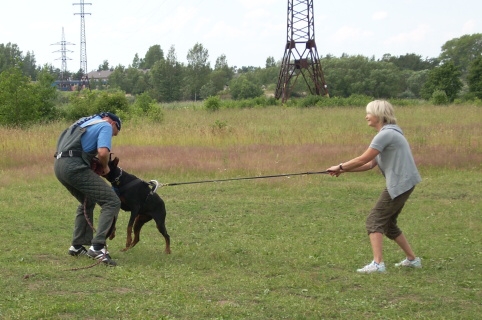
[113,157,119,168]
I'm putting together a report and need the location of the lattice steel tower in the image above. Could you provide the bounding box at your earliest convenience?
[275,0,328,102]
[73,0,91,84]
[51,27,75,89]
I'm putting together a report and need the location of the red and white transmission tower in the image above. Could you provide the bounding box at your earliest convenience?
[275,0,328,102]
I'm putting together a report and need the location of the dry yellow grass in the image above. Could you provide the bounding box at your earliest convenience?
[1,105,481,186]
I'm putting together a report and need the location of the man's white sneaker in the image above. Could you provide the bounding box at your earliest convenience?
[87,246,117,267]
[68,245,88,257]
[395,257,422,268]
[356,261,386,274]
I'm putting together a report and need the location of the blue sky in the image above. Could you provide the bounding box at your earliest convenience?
[1,0,481,72]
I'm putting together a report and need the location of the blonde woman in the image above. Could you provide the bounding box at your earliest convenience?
[327,100,422,274]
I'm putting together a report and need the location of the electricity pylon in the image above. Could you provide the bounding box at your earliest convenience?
[275,0,328,102]
[73,0,91,89]
[51,27,75,90]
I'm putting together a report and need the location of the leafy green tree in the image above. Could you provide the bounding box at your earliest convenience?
[200,80,217,99]
[0,43,22,73]
[0,67,56,126]
[98,60,110,71]
[125,67,146,95]
[132,53,140,68]
[322,55,402,98]
[382,53,438,71]
[32,66,58,120]
[132,71,150,96]
[149,45,184,102]
[322,55,370,97]
[186,43,211,100]
[420,61,463,102]
[108,65,127,91]
[140,45,164,69]
[0,43,38,80]
[467,55,482,99]
[265,56,276,68]
[368,62,403,98]
[405,70,429,98]
[72,68,85,81]
[236,66,258,74]
[440,33,482,76]
[229,74,263,100]
[106,64,147,94]
[149,60,166,101]
[163,45,184,102]
[21,51,38,80]
[259,63,279,86]
[209,54,234,93]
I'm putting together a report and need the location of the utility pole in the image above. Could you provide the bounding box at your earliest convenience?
[275,0,328,102]
[73,0,91,89]
[51,27,75,91]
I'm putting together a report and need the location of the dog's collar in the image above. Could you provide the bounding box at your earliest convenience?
[113,168,123,185]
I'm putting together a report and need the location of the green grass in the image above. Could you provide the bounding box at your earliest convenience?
[0,105,481,319]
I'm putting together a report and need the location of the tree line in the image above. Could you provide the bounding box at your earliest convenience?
[1,34,482,126]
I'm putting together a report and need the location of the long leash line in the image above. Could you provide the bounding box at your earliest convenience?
[159,170,330,187]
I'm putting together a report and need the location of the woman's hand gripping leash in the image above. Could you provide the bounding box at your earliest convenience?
[327,163,345,177]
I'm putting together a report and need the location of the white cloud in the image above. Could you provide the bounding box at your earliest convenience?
[385,24,430,45]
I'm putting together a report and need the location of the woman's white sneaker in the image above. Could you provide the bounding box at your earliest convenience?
[356,261,386,274]
[395,257,422,268]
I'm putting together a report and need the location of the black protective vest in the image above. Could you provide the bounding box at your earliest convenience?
[55,123,98,166]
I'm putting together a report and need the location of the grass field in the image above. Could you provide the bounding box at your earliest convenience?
[0,105,481,319]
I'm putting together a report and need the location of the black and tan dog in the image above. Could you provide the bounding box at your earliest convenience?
[104,156,171,254]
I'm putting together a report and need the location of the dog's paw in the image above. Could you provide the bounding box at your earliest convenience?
[121,247,130,252]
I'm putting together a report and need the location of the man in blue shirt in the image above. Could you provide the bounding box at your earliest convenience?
[54,112,122,266]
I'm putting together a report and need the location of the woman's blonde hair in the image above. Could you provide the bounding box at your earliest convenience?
[366,100,397,125]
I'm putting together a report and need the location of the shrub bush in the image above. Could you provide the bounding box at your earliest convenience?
[230,75,264,100]
[0,67,57,126]
[298,95,323,108]
[134,92,155,113]
[204,95,221,112]
[146,104,164,122]
[431,90,449,105]
[66,90,129,120]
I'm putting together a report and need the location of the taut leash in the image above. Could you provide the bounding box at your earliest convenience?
[158,171,329,187]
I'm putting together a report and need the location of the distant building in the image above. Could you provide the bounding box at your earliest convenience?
[87,70,113,84]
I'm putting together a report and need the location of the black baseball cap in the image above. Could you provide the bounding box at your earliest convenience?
[101,112,121,131]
